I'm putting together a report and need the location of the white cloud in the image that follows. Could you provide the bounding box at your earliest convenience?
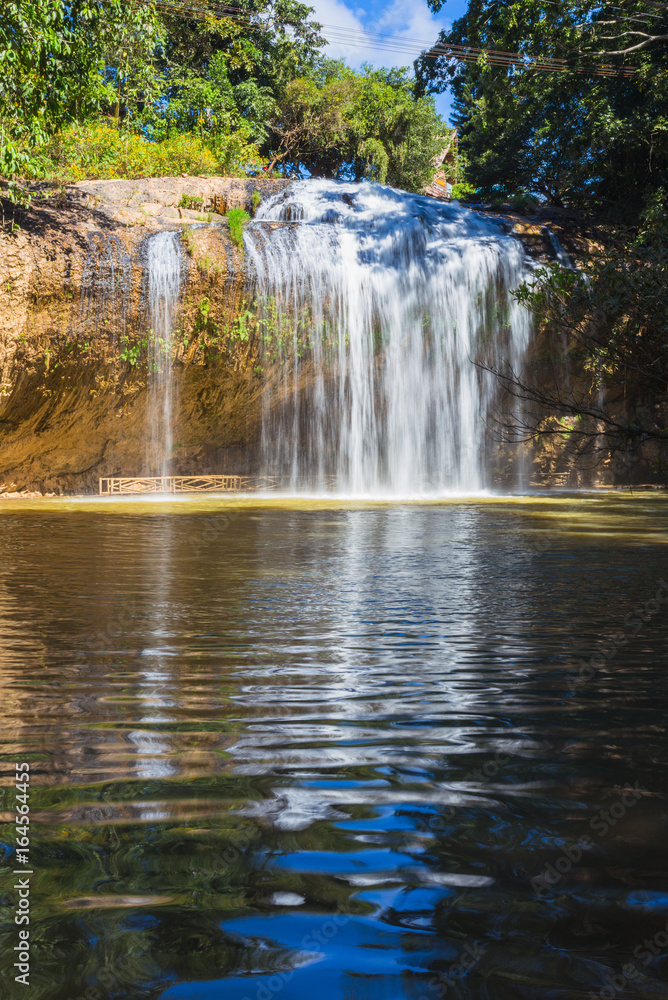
[308,0,449,70]
[307,0,367,62]
[373,0,449,49]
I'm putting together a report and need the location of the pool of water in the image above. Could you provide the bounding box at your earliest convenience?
[0,493,667,1000]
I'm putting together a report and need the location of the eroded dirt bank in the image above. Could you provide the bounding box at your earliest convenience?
[0,177,290,493]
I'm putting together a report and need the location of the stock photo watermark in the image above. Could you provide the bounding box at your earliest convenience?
[530,781,644,895]
[7,762,32,987]
[567,579,668,692]
[589,918,668,999]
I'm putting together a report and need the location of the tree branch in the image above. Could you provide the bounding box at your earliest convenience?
[592,33,668,54]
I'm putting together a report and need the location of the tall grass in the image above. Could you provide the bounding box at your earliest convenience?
[227,207,250,249]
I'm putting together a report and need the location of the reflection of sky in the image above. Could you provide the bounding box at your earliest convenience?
[229,505,523,849]
[162,908,486,1000]
[307,0,470,121]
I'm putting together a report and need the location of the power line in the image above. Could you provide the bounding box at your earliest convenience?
[113,0,640,77]
[154,0,666,23]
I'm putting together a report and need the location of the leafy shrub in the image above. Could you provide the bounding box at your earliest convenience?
[27,121,261,181]
[510,192,539,215]
[207,129,264,176]
[451,182,477,201]
[178,193,205,210]
[227,207,250,249]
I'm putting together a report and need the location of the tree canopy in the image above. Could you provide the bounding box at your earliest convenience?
[266,62,446,190]
[417,0,668,218]
[0,0,446,195]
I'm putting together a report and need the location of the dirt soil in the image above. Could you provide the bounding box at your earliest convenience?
[0,177,289,494]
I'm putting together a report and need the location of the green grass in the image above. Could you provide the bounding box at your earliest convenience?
[227,207,250,250]
[180,224,195,256]
[178,193,205,211]
[251,189,262,216]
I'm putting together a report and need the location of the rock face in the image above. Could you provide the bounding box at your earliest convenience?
[1,179,666,494]
[75,175,290,228]
[0,177,289,494]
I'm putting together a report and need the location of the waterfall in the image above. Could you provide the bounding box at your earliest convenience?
[80,233,132,341]
[146,231,182,479]
[245,180,532,496]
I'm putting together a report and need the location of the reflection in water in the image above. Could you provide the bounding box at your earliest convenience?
[132,518,178,785]
[0,495,667,1000]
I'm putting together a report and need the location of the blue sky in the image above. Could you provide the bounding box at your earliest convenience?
[307,0,470,121]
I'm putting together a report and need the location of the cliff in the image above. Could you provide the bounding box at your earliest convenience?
[1,180,665,494]
[0,177,289,494]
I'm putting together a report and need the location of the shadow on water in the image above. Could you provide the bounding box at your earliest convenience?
[0,494,667,999]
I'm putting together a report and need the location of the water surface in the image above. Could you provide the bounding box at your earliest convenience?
[0,493,667,1000]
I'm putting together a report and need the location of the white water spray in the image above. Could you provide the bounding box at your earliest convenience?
[146,231,182,478]
[245,180,532,495]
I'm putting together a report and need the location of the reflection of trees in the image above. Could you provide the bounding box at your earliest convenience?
[0,508,265,998]
[0,822,271,1000]
[1,502,667,998]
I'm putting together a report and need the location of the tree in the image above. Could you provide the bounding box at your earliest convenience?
[267,63,446,190]
[1,0,445,193]
[0,1,162,170]
[155,0,325,135]
[417,0,668,217]
[266,74,355,175]
[481,201,668,464]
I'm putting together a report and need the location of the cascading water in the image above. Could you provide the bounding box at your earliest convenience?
[145,230,182,478]
[80,233,132,340]
[245,180,532,495]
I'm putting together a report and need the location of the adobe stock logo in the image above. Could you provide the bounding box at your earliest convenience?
[567,579,668,692]
[530,783,644,895]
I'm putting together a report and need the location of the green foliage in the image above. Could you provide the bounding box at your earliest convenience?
[119,336,143,367]
[1,0,445,193]
[268,63,446,191]
[227,207,250,249]
[178,193,205,210]
[510,192,539,214]
[359,138,389,184]
[0,1,162,191]
[508,205,668,447]
[0,0,316,188]
[451,182,477,200]
[30,122,222,182]
[418,0,668,219]
[180,224,195,256]
[251,189,262,215]
[142,0,324,167]
[519,210,668,394]
[137,49,263,174]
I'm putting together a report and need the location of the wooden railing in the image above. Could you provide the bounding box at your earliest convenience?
[98,474,344,495]
[99,476,243,495]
